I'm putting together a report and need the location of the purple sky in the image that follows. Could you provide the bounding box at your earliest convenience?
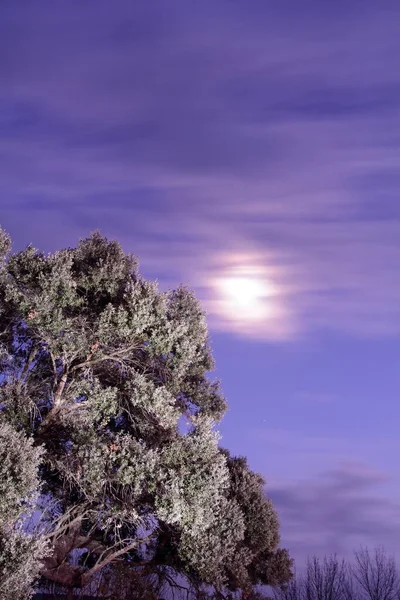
[2,0,400,566]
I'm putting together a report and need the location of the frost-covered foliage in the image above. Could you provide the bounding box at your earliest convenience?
[0,420,47,600]
[0,422,43,526]
[0,528,48,600]
[0,227,291,598]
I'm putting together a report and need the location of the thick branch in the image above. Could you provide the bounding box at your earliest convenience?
[45,507,90,541]
[40,560,85,588]
[17,344,39,392]
[54,370,69,407]
[41,527,156,591]
[81,532,156,586]
[70,342,141,373]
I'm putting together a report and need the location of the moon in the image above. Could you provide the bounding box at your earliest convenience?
[216,274,276,321]
[207,256,293,339]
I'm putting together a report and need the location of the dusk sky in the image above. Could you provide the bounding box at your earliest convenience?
[1,0,400,566]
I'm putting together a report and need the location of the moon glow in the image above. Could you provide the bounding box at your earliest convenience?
[216,272,276,322]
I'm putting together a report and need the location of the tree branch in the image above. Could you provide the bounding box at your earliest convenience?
[17,344,39,392]
[54,369,69,407]
[70,342,141,374]
[81,532,156,586]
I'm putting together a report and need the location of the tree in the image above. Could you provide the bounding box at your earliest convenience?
[274,549,400,600]
[304,555,349,600]
[274,571,304,600]
[0,228,292,599]
[274,554,351,600]
[353,547,399,600]
[0,421,49,600]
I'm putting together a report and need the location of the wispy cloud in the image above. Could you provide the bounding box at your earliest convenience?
[269,462,400,566]
[1,1,400,339]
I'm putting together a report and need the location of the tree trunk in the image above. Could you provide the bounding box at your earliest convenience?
[67,588,74,600]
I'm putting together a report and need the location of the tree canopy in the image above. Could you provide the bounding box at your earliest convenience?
[0,228,292,599]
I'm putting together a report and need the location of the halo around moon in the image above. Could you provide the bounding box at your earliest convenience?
[216,274,276,321]
[203,252,296,340]
[210,256,280,327]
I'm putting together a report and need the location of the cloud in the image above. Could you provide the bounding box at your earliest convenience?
[1,1,400,340]
[269,462,400,566]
